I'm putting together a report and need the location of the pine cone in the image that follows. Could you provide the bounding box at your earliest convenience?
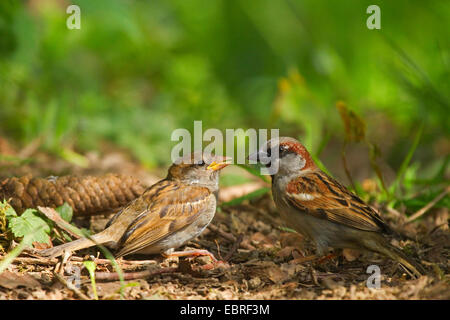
[0,174,146,216]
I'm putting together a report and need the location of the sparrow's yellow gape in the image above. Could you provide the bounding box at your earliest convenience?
[207,158,231,171]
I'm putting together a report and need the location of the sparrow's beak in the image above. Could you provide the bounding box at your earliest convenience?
[247,150,262,163]
[207,156,232,171]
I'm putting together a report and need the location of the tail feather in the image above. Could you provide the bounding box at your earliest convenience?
[38,231,112,258]
[380,243,425,278]
[365,236,425,278]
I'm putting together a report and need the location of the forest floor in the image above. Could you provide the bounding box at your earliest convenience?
[0,146,448,300]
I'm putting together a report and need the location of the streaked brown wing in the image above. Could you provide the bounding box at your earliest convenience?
[104,179,173,230]
[114,181,213,257]
[285,171,388,232]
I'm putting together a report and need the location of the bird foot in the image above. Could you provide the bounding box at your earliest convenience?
[165,249,229,269]
[165,249,218,261]
[316,253,337,264]
[198,261,229,270]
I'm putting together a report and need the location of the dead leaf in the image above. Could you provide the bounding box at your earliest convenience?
[266,266,288,283]
[0,137,16,155]
[291,249,304,259]
[280,263,302,278]
[336,101,366,143]
[248,277,262,289]
[342,248,361,262]
[32,240,52,250]
[362,178,378,193]
[289,255,317,265]
[429,208,448,231]
[87,281,123,298]
[0,271,42,289]
[266,263,302,283]
[276,246,295,259]
[280,232,304,249]
[250,232,275,247]
[281,281,298,292]
[230,212,246,234]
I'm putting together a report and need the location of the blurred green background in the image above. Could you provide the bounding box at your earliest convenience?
[0,0,448,205]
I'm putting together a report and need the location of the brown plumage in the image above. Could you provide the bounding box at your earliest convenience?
[113,180,213,257]
[250,136,425,278]
[38,152,230,259]
[285,171,388,233]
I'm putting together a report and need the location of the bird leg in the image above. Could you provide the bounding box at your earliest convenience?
[163,248,229,270]
[316,253,337,264]
[164,249,219,262]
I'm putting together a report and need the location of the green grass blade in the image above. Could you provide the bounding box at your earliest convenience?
[83,260,98,300]
[0,225,45,274]
[390,124,423,197]
[0,236,31,274]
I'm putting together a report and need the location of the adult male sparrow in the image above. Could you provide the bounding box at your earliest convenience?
[39,152,230,260]
[249,137,424,278]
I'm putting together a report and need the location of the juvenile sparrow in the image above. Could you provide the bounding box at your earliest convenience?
[249,137,424,277]
[39,152,230,259]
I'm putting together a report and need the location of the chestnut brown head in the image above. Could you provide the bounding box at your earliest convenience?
[248,137,316,176]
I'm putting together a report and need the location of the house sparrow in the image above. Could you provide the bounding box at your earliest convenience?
[249,137,424,278]
[38,152,230,260]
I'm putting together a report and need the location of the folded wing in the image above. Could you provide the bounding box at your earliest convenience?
[114,180,212,257]
[285,171,388,233]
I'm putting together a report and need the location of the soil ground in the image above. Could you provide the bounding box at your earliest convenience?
[0,149,448,300]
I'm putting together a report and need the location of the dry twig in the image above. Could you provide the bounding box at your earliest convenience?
[54,273,90,300]
[406,186,449,224]
[224,233,244,262]
[11,257,59,266]
[95,267,178,281]
[38,206,82,239]
[11,255,156,269]
[208,224,255,250]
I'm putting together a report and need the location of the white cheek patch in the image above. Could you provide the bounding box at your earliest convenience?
[291,193,316,201]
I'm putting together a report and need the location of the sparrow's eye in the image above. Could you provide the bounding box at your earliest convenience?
[279,145,288,155]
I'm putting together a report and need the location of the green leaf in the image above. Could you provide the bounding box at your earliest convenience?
[123,282,139,288]
[390,125,423,197]
[80,228,92,237]
[310,154,332,176]
[0,200,17,219]
[60,231,73,242]
[0,235,33,273]
[58,148,89,168]
[9,209,51,244]
[278,226,299,233]
[96,246,126,299]
[83,260,98,300]
[56,202,73,223]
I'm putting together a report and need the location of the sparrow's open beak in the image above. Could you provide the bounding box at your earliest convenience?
[207,156,232,171]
